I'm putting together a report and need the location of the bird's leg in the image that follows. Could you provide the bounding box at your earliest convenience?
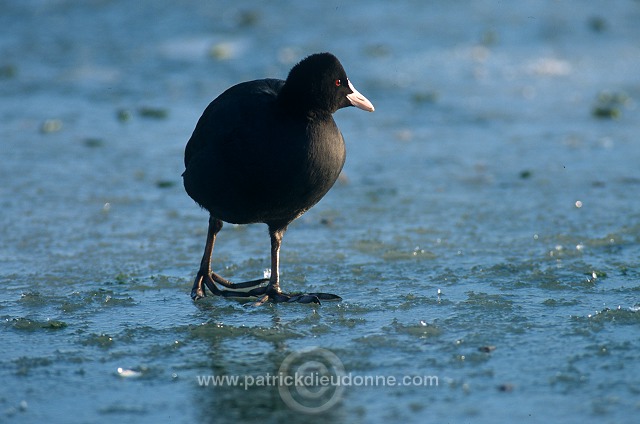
[253,226,342,305]
[268,226,285,294]
[191,216,224,299]
[254,227,287,304]
[191,216,268,300]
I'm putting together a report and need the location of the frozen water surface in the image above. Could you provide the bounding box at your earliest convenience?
[1,1,640,423]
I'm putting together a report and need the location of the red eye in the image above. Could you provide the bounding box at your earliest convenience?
[335,79,341,87]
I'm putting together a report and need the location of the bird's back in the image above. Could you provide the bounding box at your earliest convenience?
[184,79,284,168]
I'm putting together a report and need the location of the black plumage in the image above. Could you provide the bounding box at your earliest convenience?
[183,52,374,304]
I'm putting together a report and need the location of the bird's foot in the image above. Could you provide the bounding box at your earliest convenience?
[191,270,341,305]
[191,270,269,300]
[252,286,341,306]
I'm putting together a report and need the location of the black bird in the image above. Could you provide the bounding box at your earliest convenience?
[183,52,374,305]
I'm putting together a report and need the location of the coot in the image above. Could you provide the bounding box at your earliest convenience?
[183,52,374,304]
